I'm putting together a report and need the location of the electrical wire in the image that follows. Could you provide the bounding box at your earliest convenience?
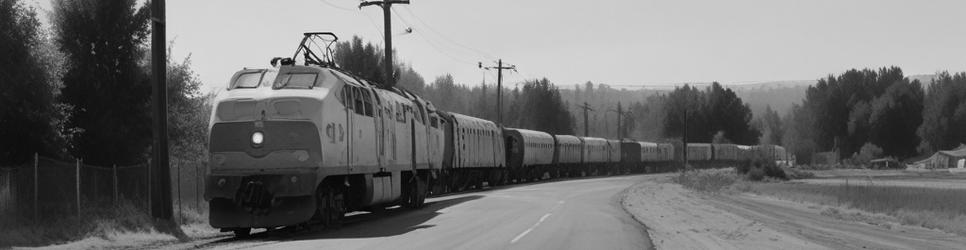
[388,8,477,65]
[400,6,496,61]
[318,0,356,11]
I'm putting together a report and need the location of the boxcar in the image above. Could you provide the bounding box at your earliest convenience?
[504,128,555,181]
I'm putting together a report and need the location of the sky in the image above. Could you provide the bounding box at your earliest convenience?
[29,0,966,92]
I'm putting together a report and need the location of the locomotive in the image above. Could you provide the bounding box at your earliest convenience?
[204,32,789,236]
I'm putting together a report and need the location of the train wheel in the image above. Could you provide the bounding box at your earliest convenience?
[316,185,344,228]
[233,228,251,237]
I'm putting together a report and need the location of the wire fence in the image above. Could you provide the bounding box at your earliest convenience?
[0,153,206,224]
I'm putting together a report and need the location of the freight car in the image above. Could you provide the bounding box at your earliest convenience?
[504,128,555,181]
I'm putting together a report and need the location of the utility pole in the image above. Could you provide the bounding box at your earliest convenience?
[578,102,594,137]
[480,60,516,126]
[608,102,629,139]
[360,0,410,88]
[616,102,623,139]
[683,104,689,172]
[150,0,172,221]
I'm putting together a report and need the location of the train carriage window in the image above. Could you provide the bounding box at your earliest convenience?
[341,86,354,111]
[352,87,366,116]
[360,89,373,116]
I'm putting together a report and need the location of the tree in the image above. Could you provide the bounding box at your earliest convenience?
[507,78,574,135]
[868,79,923,158]
[756,106,783,145]
[918,72,966,153]
[795,67,919,160]
[663,83,759,144]
[0,0,66,164]
[333,35,411,87]
[53,0,151,165]
[165,52,211,165]
[782,103,818,164]
[664,84,706,142]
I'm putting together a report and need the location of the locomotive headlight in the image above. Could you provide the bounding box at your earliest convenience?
[251,131,264,145]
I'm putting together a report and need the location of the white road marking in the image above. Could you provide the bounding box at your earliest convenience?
[510,200,567,244]
[511,213,553,244]
[538,213,551,223]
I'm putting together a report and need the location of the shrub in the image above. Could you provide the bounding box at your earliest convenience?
[741,152,788,181]
[747,167,765,181]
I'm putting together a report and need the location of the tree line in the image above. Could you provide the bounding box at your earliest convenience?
[1,0,208,166]
[782,67,966,164]
[334,36,575,135]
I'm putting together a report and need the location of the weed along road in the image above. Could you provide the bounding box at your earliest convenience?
[195,175,653,250]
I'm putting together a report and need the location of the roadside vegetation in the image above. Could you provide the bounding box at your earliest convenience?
[746,182,966,237]
[671,161,966,238]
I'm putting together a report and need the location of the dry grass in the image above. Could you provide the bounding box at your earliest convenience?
[746,182,966,236]
[0,201,209,248]
[672,168,739,193]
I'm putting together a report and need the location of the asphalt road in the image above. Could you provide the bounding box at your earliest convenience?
[197,175,653,250]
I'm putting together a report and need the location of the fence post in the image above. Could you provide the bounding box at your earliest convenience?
[34,153,38,221]
[113,164,118,206]
[147,160,151,216]
[177,163,181,224]
[75,159,80,216]
[195,163,200,211]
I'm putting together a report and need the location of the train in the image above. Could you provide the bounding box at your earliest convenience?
[203,32,789,236]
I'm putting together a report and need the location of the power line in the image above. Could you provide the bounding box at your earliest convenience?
[389,8,477,65]
[400,6,496,61]
[318,0,355,11]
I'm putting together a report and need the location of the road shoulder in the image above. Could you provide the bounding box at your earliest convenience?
[621,174,825,250]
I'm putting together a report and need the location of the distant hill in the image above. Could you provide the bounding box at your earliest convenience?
[907,74,937,88]
[728,80,815,117]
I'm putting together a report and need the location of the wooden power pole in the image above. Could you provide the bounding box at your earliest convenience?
[150,0,173,221]
[360,0,410,89]
[578,102,594,137]
[480,60,515,126]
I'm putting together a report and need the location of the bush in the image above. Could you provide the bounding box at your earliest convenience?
[747,167,765,181]
[741,152,787,181]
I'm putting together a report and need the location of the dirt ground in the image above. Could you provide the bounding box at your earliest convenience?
[621,174,823,250]
[622,173,966,250]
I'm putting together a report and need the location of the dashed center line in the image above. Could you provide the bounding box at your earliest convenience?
[510,200,565,244]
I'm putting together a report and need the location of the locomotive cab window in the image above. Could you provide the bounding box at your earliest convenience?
[275,73,318,89]
[231,72,263,89]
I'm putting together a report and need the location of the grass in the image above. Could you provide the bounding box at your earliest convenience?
[0,200,210,248]
[746,182,966,236]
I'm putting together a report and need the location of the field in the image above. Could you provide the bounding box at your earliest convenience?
[625,168,966,249]
[743,169,966,236]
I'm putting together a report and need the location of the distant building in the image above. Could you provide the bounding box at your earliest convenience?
[923,144,966,170]
[870,158,901,169]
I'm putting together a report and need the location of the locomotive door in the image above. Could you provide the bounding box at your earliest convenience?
[342,86,352,175]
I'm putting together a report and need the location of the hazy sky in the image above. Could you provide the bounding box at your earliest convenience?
[31,0,966,92]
